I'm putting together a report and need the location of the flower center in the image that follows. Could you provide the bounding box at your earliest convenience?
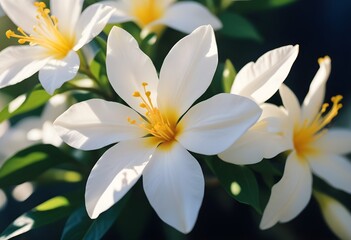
[5,2,75,59]
[293,95,343,157]
[128,82,176,142]
[131,0,165,27]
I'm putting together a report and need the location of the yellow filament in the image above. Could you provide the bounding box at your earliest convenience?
[131,0,165,27]
[6,2,74,59]
[293,95,343,156]
[128,82,176,142]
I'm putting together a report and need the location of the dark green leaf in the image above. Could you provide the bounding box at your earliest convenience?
[219,12,262,42]
[0,144,74,187]
[0,86,50,123]
[222,59,237,93]
[0,192,81,240]
[61,193,129,240]
[205,156,261,213]
[233,0,297,13]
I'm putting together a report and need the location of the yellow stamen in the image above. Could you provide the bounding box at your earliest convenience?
[293,95,343,157]
[131,0,165,27]
[128,82,176,142]
[5,2,74,59]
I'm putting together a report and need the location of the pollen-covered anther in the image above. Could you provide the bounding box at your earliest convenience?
[128,82,176,142]
[5,1,74,59]
[293,94,343,156]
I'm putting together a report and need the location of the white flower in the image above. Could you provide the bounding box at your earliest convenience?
[0,0,115,94]
[218,45,299,164]
[259,56,351,229]
[0,94,68,162]
[314,191,351,240]
[54,25,261,233]
[104,0,222,36]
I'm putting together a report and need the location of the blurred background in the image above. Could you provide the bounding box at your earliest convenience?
[0,0,351,239]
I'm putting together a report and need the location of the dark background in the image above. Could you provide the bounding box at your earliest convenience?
[1,0,350,239]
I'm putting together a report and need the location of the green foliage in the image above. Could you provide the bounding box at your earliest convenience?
[0,192,81,240]
[222,59,237,93]
[0,144,75,187]
[219,12,263,41]
[0,86,50,123]
[233,0,297,13]
[61,195,128,240]
[205,156,261,213]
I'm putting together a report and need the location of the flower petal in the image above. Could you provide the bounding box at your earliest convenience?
[143,142,204,233]
[177,93,261,155]
[54,99,145,150]
[0,0,37,34]
[313,129,351,155]
[38,51,79,94]
[41,94,68,122]
[85,138,158,219]
[302,56,331,121]
[106,26,159,115]
[0,116,42,158]
[42,121,62,147]
[158,25,217,119]
[51,0,83,37]
[73,3,115,51]
[103,1,134,23]
[231,45,299,104]
[147,2,221,34]
[260,153,312,229]
[0,46,49,89]
[314,191,351,240]
[308,154,351,194]
[279,84,301,125]
[218,123,288,165]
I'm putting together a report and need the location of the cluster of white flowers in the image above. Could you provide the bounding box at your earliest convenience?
[0,0,350,238]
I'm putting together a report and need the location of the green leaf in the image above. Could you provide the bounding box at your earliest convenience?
[250,159,282,187]
[219,12,262,42]
[222,59,237,93]
[0,86,50,123]
[233,0,297,13]
[0,144,74,187]
[61,194,129,240]
[205,156,261,213]
[0,192,81,240]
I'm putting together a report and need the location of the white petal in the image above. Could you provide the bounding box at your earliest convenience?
[0,121,9,138]
[279,84,301,125]
[302,56,331,121]
[231,45,299,104]
[42,121,62,147]
[74,3,115,51]
[103,1,134,23]
[260,103,287,121]
[158,25,217,119]
[308,154,351,194]
[148,2,221,34]
[41,94,68,122]
[51,0,83,38]
[106,26,159,115]
[85,138,158,219]
[0,117,42,158]
[54,99,145,150]
[38,51,79,94]
[0,0,36,34]
[0,46,49,89]
[143,142,204,233]
[314,129,351,155]
[260,153,312,229]
[314,192,351,240]
[177,93,261,155]
[218,123,288,165]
